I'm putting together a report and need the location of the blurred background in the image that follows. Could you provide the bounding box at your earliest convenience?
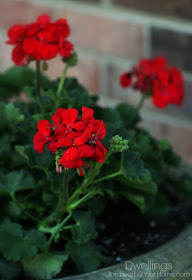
[1,0,192,164]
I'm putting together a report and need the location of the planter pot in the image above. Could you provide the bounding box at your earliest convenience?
[57,223,192,280]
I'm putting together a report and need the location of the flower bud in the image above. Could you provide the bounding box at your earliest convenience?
[62,52,78,67]
[110,135,129,153]
[55,155,64,174]
[42,61,48,71]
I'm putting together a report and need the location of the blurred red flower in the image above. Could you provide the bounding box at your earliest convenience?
[119,56,184,108]
[7,14,74,65]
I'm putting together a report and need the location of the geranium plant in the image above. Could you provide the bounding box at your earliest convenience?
[0,14,192,280]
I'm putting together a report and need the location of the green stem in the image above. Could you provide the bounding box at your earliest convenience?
[136,95,146,111]
[69,192,95,211]
[69,151,113,204]
[57,64,69,99]
[52,170,69,221]
[47,213,71,250]
[92,170,122,185]
[35,61,41,96]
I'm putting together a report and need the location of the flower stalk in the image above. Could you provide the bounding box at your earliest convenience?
[57,64,69,99]
[47,213,71,250]
[35,60,41,96]
[52,169,69,221]
[136,94,146,111]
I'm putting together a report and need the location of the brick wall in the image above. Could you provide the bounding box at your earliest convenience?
[1,0,192,164]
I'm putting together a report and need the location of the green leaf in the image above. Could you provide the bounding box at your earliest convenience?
[66,241,103,273]
[15,145,36,168]
[0,219,47,262]
[0,102,24,130]
[42,190,57,207]
[22,252,68,280]
[118,150,158,195]
[158,139,171,151]
[0,257,21,280]
[87,196,105,216]
[15,144,54,173]
[0,67,35,100]
[8,201,24,218]
[120,190,146,214]
[0,170,35,196]
[71,211,98,244]
[0,134,15,156]
[116,103,140,128]
[24,229,48,252]
[158,139,181,167]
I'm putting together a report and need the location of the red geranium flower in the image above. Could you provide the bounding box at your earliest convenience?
[33,107,107,176]
[119,56,185,108]
[7,14,74,65]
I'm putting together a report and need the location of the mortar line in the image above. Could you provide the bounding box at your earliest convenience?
[25,0,192,35]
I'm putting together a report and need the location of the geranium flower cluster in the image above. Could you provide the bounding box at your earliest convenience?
[120,56,184,108]
[33,107,107,176]
[7,14,73,66]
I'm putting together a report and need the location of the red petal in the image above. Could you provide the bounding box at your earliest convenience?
[59,40,74,58]
[72,121,86,131]
[37,14,50,26]
[54,126,67,138]
[96,120,106,139]
[52,108,65,126]
[87,123,96,133]
[91,142,107,163]
[62,108,78,127]
[120,72,132,88]
[12,45,29,66]
[82,106,94,120]
[67,131,82,140]
[78,168,85,176]
[77,145,95,158]
[47,141,57,153]
[63,147,78,161]
[7,24,25,44]
[23,38,58,60]
[33,132,46,154]
[74,128,91,146]
[37,119,51,137]
[60,156,84,169]
[55,138,73,148]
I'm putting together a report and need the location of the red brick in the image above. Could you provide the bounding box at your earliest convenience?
[152,27,192,72]
[60,10,144,59]
[0,0,54,29]
[142,119,192,165]
[0,35,13,70]
[47,55,99,94]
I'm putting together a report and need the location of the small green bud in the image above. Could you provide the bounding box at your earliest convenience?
[62,52,78,67]
[110,135,129,153]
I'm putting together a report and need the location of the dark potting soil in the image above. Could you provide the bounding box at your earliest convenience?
[97,188,192,266]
